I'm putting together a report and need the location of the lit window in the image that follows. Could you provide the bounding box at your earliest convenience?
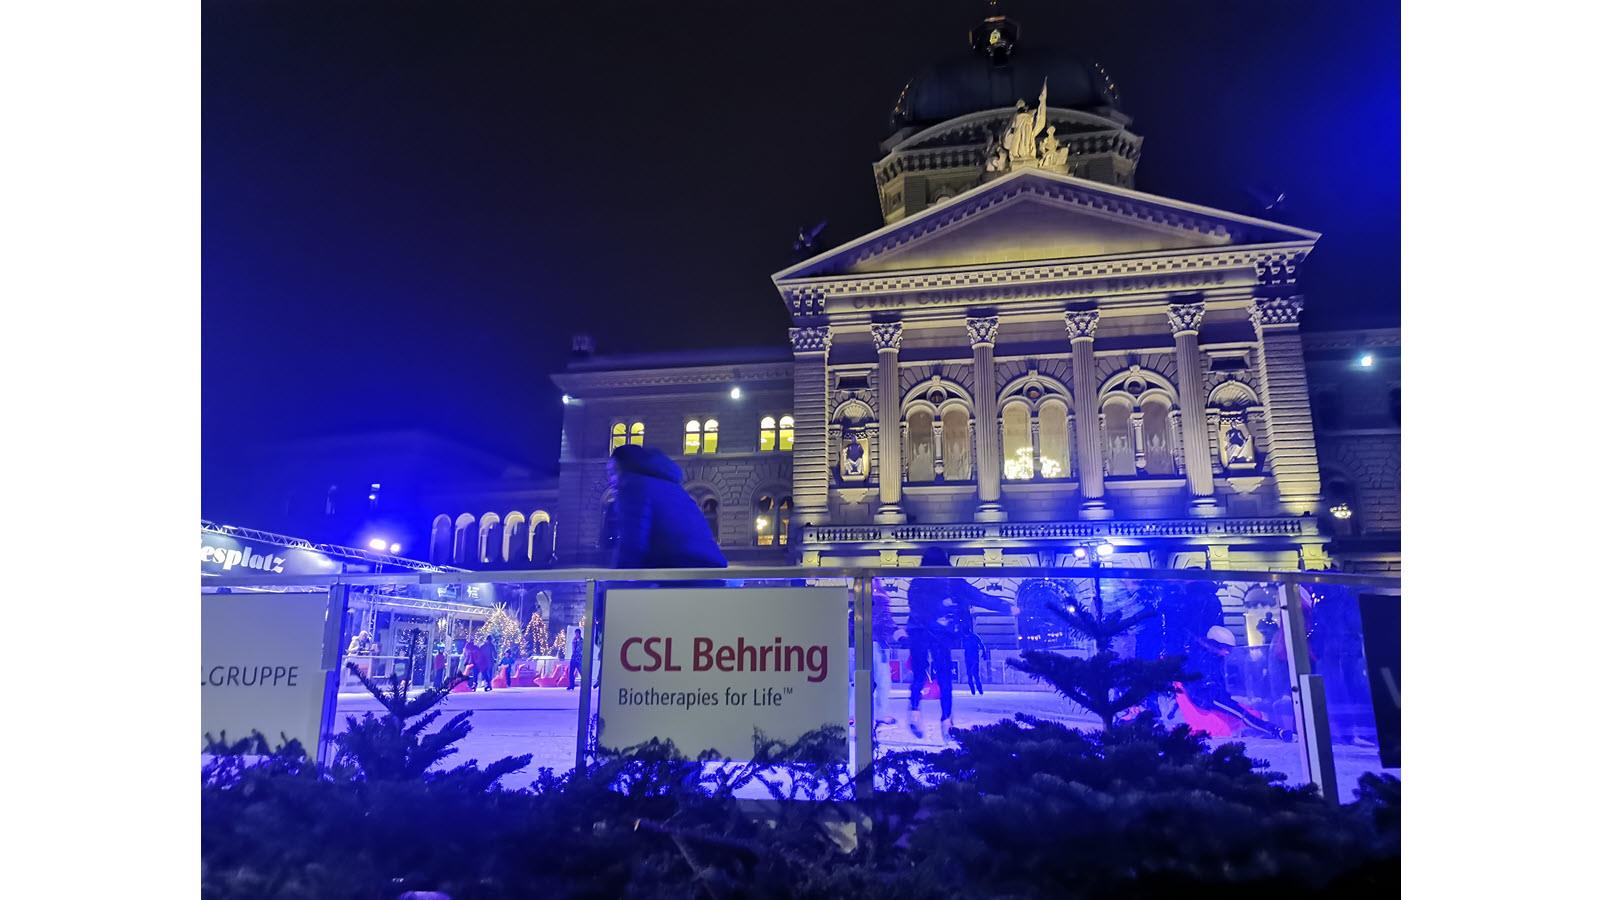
[684,420,701,455]
[1002,402,1033,479]
[754,495,775,546]
[629,421,645,446]
[778,415,795,451]
[1103,399,1137,476]
[610,423,627,452]
[1038,403,1069,479]
[703,418,719,454]
[907,409,935,482]
[759,416,777,452]
[1141,396,1176,475]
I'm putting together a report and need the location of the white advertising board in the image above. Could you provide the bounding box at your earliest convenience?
[202,592,337,760]
[598,587,849,760]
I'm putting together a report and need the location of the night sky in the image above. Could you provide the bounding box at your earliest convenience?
[203,0,1398,494]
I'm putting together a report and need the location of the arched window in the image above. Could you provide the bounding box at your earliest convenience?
[452,514,477,566]
[703,418,719,454]
[684,420,702,455]
[943,407,972,481]
[754,494,776,546]
[629,421,645,446]
[1104,399,1137,476]
[778,415,795,451]
[530,512,554,566]
[502,511,529,563]
[777,497,793,546]
[428,514,452,564]
[1002,402,1033,480]
[1038,402,1069,479]
[478,512,502,564]
[759,416,777,452]
[906,408,935,482]
[609,423,627,452]
[1141,396,1176,475]
[700,497,720,541]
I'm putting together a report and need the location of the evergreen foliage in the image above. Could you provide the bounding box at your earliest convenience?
[1010,581,1196,729]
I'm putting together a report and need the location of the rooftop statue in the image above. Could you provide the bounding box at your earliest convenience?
[985,80,1070,176]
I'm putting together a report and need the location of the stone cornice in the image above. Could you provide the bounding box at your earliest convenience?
[777,243,1313,320]
[1300,328,1401,351]
[553,361,793,392]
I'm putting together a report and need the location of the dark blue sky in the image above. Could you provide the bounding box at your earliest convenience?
[203,0,1398,492]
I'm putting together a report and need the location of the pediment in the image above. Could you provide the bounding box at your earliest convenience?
[776,168,1318,280]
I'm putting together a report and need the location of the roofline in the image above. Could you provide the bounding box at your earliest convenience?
[770,167,1321,284]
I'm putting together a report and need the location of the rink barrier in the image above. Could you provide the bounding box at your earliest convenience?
[205,566,1401,799]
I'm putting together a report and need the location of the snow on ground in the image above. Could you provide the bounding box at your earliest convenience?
[332,685,1393,802]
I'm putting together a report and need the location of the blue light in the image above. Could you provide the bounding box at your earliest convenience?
[367,537,388,551]
[1096,542,1114,557]
[1358,353,1374,368]
[730,386,742,400]
[561,394,572,405]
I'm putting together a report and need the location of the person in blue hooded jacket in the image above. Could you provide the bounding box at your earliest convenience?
[604,444,728,570]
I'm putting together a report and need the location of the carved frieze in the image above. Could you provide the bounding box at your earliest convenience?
[1250,296,1306,330]
[789,326,832,353]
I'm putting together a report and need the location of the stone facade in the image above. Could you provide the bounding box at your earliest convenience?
[551,351,797,568]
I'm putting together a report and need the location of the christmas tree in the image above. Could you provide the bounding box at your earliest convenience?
[524,611,551,656]
[475,605,523,660]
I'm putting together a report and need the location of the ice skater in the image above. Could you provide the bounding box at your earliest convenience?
[906,548,1019,742]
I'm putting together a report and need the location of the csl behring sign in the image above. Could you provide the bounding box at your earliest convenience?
[598,587,849,761]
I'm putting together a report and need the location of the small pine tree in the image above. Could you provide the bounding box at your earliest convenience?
[1009,577,1195,730]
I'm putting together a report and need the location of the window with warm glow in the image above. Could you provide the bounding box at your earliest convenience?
[609,423,627,452]
[778,415,795,451]
[703,418,719,454]
[943,407,972,480]
[1038,402,1069,479]
[754,494,775,546]
[683,420,701,455]
[1002,402,1033,479]
[759,416,777,452]
[629,421,645,446]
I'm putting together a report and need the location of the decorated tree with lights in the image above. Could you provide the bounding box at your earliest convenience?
[474,605,523,659]
[523,611,551,656]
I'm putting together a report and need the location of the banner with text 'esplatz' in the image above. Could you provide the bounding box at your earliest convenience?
[202,592,336,761]
[598,587,849,761]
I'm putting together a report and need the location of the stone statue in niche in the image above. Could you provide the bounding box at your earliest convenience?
[1220,417,1256,468]
[840,429,868,480]
[909,440,935,483]
[1108,434,1137,475]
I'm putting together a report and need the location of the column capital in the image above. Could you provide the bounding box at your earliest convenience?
[871,321,904,353]
[1166,301,1206,336]
[1250,296,1305,331]
[966,316,999,348]
[1064,308,1100,342]
[788,325,832,353]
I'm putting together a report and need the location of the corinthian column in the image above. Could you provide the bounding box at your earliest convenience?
[872,322,906,524]
[789,326,833,529]
[1251,297,1322,515]
[967,316,1005,522]
[1168,301,1220,516]
[1065,309,1112,519]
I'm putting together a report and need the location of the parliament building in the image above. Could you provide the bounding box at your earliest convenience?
[436,13,1400,579]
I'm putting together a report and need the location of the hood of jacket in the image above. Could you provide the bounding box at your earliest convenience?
[612,444,683,483]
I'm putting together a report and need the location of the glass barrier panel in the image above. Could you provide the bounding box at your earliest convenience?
[867,571,1311,791]
[331,579,586,789]
[1304,583,1400,800]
